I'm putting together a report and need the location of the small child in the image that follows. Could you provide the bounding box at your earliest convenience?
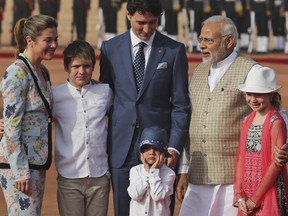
[127,126,176,216]
[234,66,288,216]
[52,40,113,216]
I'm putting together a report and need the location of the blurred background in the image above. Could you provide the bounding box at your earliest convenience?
[0,0,287,53]
[0,1,287,215]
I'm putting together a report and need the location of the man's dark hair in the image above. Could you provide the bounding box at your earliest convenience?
[127,0,163,17]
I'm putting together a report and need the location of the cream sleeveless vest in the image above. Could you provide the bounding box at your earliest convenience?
[188,55,255,184]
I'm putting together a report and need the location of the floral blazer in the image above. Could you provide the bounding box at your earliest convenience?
[0,54,52,181]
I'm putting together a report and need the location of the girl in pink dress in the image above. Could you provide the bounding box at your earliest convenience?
[234,66,288,216]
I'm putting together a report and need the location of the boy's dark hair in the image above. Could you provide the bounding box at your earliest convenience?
[126,0,163,17]
[63,40,96,70]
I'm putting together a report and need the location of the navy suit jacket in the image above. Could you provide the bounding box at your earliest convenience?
[100,30,190,168]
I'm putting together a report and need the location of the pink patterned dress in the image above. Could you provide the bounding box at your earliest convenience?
[244,122,288,216]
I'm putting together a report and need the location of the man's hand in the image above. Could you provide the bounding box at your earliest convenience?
[90,79,99,85]
[274,144,288,167]
[166,149,179,170]
[176,174,188,202]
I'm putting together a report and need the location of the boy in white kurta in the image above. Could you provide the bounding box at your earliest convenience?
[127,126,176,216]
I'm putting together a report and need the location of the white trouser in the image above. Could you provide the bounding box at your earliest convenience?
[179,183,238,216]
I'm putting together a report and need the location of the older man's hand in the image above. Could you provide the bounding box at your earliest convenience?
[274,144,288,167]
[176,174,188,202]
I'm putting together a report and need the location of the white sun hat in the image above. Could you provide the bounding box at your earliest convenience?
[238,66,281,93]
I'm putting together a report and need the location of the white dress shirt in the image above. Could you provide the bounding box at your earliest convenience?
[127,164,175,216]
[52,81,113,178]
[208,50,237,92]
[130,29,155,69]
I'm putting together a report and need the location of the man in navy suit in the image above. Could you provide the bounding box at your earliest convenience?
[99,0,190,215]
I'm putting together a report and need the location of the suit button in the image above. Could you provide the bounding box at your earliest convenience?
[131,122,140,128]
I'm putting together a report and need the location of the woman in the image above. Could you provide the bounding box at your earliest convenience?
[0,14,58,215]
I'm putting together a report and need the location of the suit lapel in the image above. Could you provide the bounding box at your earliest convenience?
[138,32,165,99]
[119,32,138,92]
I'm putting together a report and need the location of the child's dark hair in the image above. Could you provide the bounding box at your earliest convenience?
[14,14,58,58]
[271,92,281,111]
[63,40,96,70]
[127,0,163,17]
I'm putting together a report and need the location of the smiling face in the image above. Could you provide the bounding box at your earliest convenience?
[66,57,94,90]
[198,22,234,64]
[28,27,58,61]
[244,92,274,115]
[141,145,161,166]
[127,11,158,41]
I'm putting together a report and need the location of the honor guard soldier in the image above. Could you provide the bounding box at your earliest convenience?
[0,0,5,45]
[38,0,60,20]
[11,0,35,46]
[72,0,90,40]
[250,0,270,53]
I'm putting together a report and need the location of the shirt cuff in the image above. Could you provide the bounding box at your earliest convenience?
[168,147,180,155]
[177,165,189,174]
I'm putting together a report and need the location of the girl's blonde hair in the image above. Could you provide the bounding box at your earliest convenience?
[13,14,58,58]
